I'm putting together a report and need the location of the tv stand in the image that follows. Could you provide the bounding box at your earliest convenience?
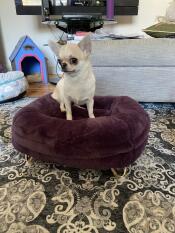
[55,14,104,34]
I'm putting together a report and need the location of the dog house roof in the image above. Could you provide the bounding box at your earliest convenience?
[9,35,45,62]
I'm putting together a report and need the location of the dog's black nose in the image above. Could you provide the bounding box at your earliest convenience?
[62,63,67,69]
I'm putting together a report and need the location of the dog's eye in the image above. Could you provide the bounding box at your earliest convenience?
[70,58,78,65]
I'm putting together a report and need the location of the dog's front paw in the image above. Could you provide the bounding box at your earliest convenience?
[89,114,95,119]
[66,113,73,120]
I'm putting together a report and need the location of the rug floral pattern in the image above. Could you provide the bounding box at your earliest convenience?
[0,98,174,233]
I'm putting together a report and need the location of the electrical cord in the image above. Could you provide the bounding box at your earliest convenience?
[47,20,61,41]
[46,21,66,81]
[54,55,62,79]
[47,21,67,44]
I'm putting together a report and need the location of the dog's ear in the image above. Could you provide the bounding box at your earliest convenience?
[48,40,61,56]
[78,35,91,56]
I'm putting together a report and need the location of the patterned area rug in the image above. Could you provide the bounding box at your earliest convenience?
[0,98,175,233]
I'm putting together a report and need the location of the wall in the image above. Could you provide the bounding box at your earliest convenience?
[0,0,171,73]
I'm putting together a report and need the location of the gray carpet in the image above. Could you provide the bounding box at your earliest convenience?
[0,98,175,233]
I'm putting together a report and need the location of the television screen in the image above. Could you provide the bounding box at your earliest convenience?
[21,0,41,5]
[21,0,105,6]
[15,0,139,15]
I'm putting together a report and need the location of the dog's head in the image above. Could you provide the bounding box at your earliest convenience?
[49,35,91,74]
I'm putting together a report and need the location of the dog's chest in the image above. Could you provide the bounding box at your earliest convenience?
[64,78,95,105]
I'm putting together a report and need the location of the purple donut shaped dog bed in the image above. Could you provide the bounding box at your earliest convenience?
[12,94,150,169]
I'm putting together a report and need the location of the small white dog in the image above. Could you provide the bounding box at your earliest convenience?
[49,36,96,120]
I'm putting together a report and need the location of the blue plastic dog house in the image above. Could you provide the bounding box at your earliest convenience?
[10,35,48,84]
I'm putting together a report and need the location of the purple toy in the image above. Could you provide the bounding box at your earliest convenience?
[107,0,115,20]
[9,35,48,84]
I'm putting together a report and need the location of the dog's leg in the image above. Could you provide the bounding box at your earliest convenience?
[87,99,95,118]
[64,99,72,120]
[60,102,66,112]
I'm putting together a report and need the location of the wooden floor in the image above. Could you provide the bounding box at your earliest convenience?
[26,82,55,97]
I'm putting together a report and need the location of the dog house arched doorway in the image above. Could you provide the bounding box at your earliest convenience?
[21,55,42,83]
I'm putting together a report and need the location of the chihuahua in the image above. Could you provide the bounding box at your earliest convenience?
[49,36,96,120]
